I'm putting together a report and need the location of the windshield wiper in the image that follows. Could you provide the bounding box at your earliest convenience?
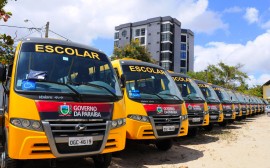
[29,80,80,95]
[187,94,204,101]
[73,82,119,100]
[158,93,182,101]
[141,92,165,101]
[24,80,82,101]
[207,98,219,102]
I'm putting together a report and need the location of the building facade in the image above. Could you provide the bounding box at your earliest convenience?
[263,80,270,101]
[114,16,194,73]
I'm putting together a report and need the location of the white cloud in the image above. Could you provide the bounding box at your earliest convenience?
[261,20,270,29]
[247,74,270,87]
[223,6,243,13]
[2,0,227,45]
[194,30,270,85]
[244,7,259,24]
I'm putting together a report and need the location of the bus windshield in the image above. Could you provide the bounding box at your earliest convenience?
[235,93,245,103]
[227,90,239,103]
[172,76,205,101]
[213,88,231,102]
[121,64,183,103]
[15,43,122,98]
[197,83,220,103]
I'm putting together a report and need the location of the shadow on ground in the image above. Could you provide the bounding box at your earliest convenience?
[20,157,95,168]
[176,133,219,146]
[111,140,203,168]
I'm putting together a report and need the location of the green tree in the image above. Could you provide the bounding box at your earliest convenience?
[111,40,154,63]
[244,85,263,97]
[0,0,14,65]
[188,62,249,89]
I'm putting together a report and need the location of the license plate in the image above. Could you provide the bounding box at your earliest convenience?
[163,126,175,132]
[192,118,201,122]
[225,114,231,116]
[210,115,217,119]
[69,136,93,146]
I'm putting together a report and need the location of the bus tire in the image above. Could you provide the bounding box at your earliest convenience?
[1,143,18,168]
[219,121,227,127]
[187,127,198,137]
[93,153,112,168]
[204,123,213,131]
[155,139,173,151]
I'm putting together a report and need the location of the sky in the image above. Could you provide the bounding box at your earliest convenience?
[1,0,270,87]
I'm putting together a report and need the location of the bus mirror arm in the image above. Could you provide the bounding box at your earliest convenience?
[0,64,6,82]
[120,74,126,88]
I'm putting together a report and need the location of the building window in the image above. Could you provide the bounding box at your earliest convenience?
[161,62,171,70]
[181,52,186,59]
[134,27,146,46]
[181,60,186,68]
[181,35,186,42]
[140,37,145,45]
[162,23,172,32]
[141,28,145,36]
[135,29,140,36]
[161,33,172,42]
[122,30,127,37]
[114,41,119,47]
[181,43,186,51]
[161,53,171,61]
[161,43,172,51]
[180,68,187,74]
[114,32,119,39]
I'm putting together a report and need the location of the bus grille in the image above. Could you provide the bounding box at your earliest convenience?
[209,111,220,122]
[188,112,204,125]
[47,120,107,154]
[150,115,181,137]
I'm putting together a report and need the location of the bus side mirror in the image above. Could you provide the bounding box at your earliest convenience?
[0,64,6,82]
[120,74,125,88]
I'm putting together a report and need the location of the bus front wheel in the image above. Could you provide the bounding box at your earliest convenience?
[93,153,112,168]
[1,143,18,168]
[155,139,173,151]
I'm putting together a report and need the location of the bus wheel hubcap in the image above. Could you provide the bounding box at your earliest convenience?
[1,151,6,168]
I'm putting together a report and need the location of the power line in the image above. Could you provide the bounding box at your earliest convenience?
[49,29,71,41]
[0,24,42,31]
[15,26,45,42]
[1,24,72,41]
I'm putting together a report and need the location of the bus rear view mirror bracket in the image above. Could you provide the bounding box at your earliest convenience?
[120,74,126,88]
[0,64,6,82]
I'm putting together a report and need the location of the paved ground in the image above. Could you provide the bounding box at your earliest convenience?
[2,114,270,168]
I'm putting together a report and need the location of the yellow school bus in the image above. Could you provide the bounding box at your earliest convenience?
[112,59,188,151]
[235,92,248,119]
[195,80,223,131]
[226,89,243,121]
[211,84,236,126]
[0,38,126,168]
[169,72,209,136]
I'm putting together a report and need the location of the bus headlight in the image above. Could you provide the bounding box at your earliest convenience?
[10,118,43,131]
[128,115,149,122]
[32,121,42,130]
[21,119,31,128]
[111,118,126,129]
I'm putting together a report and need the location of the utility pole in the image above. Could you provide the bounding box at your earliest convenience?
[45,21,49,38]
[205,69,208,83]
